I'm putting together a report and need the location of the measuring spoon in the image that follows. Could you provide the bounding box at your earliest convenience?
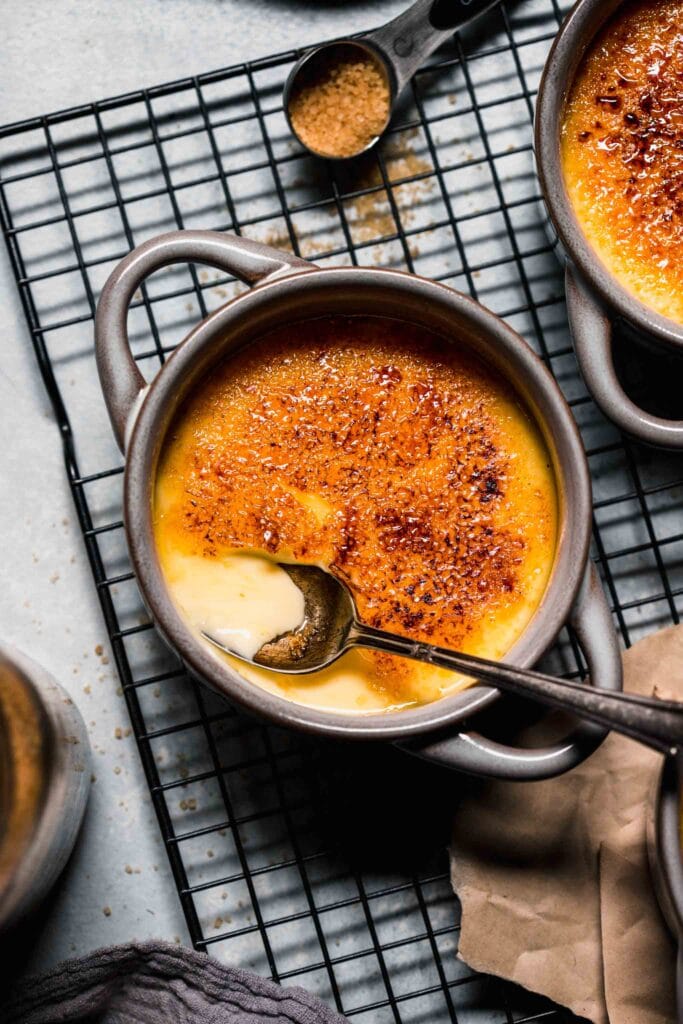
[284,0,503,159]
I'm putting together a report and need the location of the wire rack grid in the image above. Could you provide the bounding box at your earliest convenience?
[2,1,683,1021]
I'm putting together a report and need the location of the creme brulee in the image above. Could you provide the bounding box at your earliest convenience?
[561,0,683,324]
[154,317,557,714]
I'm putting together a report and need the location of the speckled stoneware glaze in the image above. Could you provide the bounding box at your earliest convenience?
[536,0,683,449]
[95,229,622,780]
[649,755,683,1019]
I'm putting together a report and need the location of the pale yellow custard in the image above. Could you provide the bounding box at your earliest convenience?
[154,316,558,714]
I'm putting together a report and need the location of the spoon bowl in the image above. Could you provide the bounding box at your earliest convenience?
[209,563,357,674]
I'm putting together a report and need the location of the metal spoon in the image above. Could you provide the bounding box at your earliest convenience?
[203,562,683,756]
[284,0,503,160]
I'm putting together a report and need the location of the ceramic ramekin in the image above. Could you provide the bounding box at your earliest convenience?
[95,229,622,780]
[649,755,683,1017]
[536,0,683,449]
[0,644,90,933]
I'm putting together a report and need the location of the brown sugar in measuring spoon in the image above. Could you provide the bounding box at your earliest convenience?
[284,0,503,160]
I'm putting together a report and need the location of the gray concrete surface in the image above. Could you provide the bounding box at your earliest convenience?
[0,0,405,977]
[2,0,678,1004]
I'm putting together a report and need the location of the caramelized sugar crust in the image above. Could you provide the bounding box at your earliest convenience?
[562,1,683,323]
[156,318,555,705]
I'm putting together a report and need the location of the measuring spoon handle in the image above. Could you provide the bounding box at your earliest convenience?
[352,621,682,755]
[367,0,503,96]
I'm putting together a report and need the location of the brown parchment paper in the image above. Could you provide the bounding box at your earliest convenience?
[450,624,681,1024]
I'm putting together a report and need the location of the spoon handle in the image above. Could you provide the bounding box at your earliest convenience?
[367,0,503,96]
[352,622,682,755]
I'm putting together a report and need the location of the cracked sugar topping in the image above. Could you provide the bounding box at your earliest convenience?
[562,0,683,322]
[155,316,556,711]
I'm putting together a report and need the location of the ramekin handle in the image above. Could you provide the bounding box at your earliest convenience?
[649,755,683,960]
[95,230,311,452]
[404,563,623,780]
[566,265,683,449]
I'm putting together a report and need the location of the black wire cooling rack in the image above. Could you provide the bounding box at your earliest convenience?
[2,1,683,1020]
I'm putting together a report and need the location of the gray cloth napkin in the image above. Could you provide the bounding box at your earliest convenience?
[1,940,348,1024]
